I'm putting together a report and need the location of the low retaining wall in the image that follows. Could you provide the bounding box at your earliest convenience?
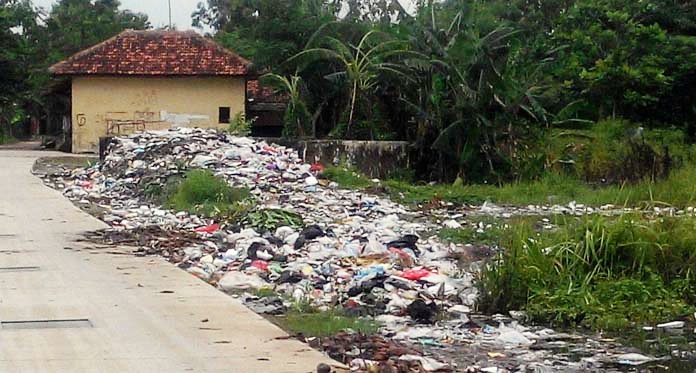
[263,139,411,179]
[100,136,411,178]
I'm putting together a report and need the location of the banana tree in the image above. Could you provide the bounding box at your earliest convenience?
[261,73,312,137]
[404,4,555,182]
[288,27,412,138]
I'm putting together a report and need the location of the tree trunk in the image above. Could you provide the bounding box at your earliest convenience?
[347,80,358,138]
[481,127,497,184]
[310,98,326,139]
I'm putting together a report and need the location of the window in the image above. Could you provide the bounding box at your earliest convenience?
[218,107,231,124]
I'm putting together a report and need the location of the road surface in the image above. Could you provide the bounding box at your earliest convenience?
[0,150,337,372]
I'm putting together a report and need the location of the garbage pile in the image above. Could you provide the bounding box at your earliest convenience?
[45,128,672,372]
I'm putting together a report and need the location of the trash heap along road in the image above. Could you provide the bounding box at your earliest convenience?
[43,128,672,372]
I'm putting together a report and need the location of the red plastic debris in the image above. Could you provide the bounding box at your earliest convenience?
[262,145,278,154]
[389,248,414,267]
[400,269,432,281]
[78,180,94,189]
[250,260,269,271]
[310,163,325,172]
[194,223,219,234]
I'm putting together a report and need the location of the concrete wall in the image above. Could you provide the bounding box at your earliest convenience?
[71,76,245,153]
[268,139,412,178]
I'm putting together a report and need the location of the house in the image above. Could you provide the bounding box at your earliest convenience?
[49,29,252,153]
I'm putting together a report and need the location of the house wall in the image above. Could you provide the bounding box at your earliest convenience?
[71,76,245,153]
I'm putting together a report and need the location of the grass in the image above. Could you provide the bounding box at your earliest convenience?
[322,166,374,189]
[159,169,254,219]
[478,215,696,330]
[279,309,379,337]
[438,216,545,246]
[383,167,696,208]
[323,163,696,209]
[252,287,277,298]
[438,220,502,246]
[0,133,16,145]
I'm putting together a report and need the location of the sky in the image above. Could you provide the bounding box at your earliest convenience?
[32,0,203,30]
[31,1,417,32]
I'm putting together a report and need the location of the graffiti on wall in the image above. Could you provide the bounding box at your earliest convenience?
[76,113,87,127]
[105,111,147,135]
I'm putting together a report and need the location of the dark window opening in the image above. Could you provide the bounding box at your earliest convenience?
[219,107,231,124]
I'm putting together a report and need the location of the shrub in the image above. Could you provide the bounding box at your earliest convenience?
[242,208,303,232]
[546,120,679,183]
[228,112,253,136]
[167,170,252,219]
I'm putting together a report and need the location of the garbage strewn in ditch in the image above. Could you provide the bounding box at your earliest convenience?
[39,128,693,372]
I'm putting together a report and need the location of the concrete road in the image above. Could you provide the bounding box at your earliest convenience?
[0,150,337,372]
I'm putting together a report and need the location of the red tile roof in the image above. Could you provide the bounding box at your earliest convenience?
[246,79,289,103]
[49,29,251,76]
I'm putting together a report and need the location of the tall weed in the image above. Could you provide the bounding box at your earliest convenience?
[478,215,696,329]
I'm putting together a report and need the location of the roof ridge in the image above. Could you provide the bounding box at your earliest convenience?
[48,29,251,76]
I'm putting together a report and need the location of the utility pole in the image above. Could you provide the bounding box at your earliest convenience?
[168,0,172,29]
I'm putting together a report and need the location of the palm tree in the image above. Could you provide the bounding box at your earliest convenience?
[288,27,411,138]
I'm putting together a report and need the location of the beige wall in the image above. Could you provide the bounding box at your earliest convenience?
[71,76,245,153]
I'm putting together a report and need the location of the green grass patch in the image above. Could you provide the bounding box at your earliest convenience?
[164,169,254,219]
[0,133,16,145]
[386,166,696,208]
[252,287,277,298]
[439,225,501,246]
[322,166,374,189]
[438,216,544,246]
[478,215,696,330]
[280,309,379,337]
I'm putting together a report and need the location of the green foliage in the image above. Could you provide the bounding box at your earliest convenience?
[194,0,334,70]
[289,28,414,139]
[167,170,253,219]
[550,0,695,126]
[227,112,253,136]
[478,215,696,329]
[242,209,304,232]
[45,0,149,62]
[280,309,379,337]
[544,119,680,183]
[261,73,312,137]
[322,166,373,189]
[0,133,17,145]
[386,160,696,209]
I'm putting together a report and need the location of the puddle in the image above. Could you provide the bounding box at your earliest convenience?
[616,323,696,372]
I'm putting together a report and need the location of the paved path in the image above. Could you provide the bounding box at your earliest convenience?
[0,150,337,372]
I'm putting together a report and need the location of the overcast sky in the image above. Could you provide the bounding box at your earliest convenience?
[31,1,417,31]
[32,0,202,30]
